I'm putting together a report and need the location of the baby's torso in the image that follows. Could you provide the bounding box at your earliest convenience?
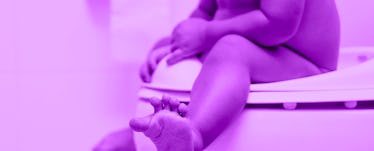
[213,0,340,70]
[214,0,258,19]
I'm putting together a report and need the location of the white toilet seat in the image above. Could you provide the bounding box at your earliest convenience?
[138,47,374,109]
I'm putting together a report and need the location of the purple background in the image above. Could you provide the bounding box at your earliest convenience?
[0,0,373,150]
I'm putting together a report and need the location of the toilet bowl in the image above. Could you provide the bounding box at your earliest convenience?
[139,46,374,109]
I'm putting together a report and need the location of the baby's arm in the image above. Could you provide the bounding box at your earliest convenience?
[151,0,216,50]
[206,0,305,47]
[189,0,217,20]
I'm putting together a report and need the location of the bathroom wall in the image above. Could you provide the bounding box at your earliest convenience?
[0,1,17,150]
[111,0,197,63]
[336,0,374,47]
[0,0,133,151]
[112,0,374,63]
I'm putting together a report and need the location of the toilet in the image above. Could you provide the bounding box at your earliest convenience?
[139,46,374,109]
[135,46,374,151]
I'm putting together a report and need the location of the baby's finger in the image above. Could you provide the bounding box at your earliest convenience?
[167,49,190,65]
[170,44,179,53]
[155,48,171,64]
[170,34,176,45]
[139,64,151,83]
[148,55,158,73]
[170,37,183,53]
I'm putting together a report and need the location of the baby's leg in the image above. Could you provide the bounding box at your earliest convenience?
[130,34,323,151]
[130,96,198,151]
[94,96,189,151]
[189,34,322,147]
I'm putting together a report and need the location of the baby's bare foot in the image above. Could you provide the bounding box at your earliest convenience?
[130,95,201,151]
[162,96,189,117]
[129,95,188,131]
[141,110,203,151]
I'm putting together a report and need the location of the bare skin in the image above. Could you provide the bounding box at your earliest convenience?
[94,0,340,150]
[129,96,202,151]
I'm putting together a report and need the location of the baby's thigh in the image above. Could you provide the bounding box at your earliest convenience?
[248,45,323,83]
[202,34,322,83]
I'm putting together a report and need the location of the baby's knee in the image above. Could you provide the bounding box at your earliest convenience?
[214,34,249,48]
[206,34,255,64]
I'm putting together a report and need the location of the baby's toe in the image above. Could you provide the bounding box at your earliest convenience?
[149,97,162,113]
[129,115,152,132]
[169,98,180,112]
[161,95,172,110]
[178,103,189,117]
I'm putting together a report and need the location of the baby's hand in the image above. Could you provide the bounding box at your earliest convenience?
[168,18,209,65]
[140,46,171,83]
